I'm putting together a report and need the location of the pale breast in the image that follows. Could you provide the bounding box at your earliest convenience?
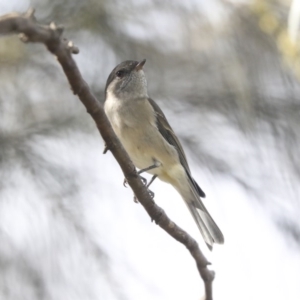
[104,94,181,176]
[104,94,123,132]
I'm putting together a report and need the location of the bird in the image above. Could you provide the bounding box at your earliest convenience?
[104,59,224,249]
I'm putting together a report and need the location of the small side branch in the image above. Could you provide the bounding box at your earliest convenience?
[0,9,215,299]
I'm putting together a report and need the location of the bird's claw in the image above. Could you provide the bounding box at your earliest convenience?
[139,175,147,185]
[124,174,152,203]
[133,195,139,203]
[148,189,155,199]
[103,144,109,154]
[133,189,154,203]
[123,174,146,187]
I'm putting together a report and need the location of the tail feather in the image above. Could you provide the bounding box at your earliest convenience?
[186,204,214,250]
[195,206,224,245]
[175,174,224,250]
[186,171,206,198]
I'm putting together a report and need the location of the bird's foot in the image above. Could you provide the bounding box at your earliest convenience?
[133,188,155,203]
[123,178,128,187]
[148,189,155,199]
[103,144,109,154]
[123,174,147,187]
[139,175,147,185]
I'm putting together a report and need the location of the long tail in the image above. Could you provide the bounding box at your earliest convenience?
[174,174,224,250]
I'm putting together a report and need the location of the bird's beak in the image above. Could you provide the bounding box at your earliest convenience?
[135,59,146,71]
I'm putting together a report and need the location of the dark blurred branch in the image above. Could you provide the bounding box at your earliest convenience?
[0,9,215,300]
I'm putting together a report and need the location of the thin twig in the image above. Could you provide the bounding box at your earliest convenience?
[0,9,215,299]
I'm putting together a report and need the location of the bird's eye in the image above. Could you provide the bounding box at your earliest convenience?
[116,69,126,78]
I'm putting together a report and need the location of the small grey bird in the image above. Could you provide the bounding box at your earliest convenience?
[104,59,224,249]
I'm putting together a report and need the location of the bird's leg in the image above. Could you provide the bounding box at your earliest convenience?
[123,161,160,187]
[124,162,161,202]
[137,161,161,175]
[146,174,157,189]
[134,159,160,202]
[137,162,160,198]
[123,174,147,187]
[133,174,157,203]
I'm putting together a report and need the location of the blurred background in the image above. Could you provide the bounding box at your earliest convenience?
[0,0,300,299]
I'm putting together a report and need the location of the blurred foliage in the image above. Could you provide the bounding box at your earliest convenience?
[251,0,300,81]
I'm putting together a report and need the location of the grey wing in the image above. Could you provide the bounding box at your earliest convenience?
[147,98,206,198]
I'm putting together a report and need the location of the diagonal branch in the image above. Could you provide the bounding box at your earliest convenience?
[0,9,215,300]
